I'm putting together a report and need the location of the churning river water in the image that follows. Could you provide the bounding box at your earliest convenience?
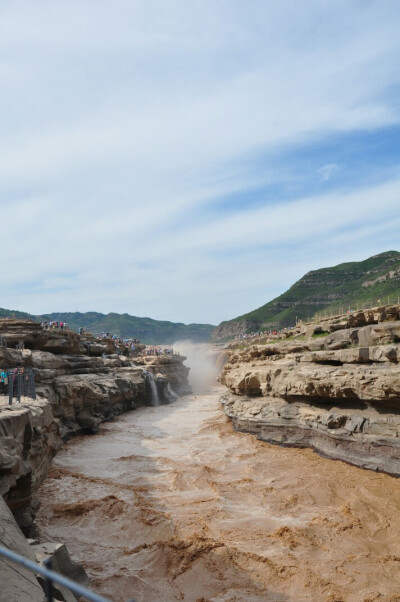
[36,382,400,602]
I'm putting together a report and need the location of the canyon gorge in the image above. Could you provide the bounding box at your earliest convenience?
[0,310,399,601]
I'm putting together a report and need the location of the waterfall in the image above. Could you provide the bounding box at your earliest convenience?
[143,370,160,406]
[165,383,179,402]
[173,341,227,393]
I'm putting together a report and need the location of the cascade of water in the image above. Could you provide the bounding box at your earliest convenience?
[143,370,160,406]
[165,383,179,402]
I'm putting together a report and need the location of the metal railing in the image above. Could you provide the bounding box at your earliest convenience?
[0,545,137,602]
[1,368,36,404]
[312,297,400,323]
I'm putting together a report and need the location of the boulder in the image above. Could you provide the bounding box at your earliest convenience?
[31,541,89,602]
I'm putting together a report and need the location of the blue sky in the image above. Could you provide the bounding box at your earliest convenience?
[1,0,400,324]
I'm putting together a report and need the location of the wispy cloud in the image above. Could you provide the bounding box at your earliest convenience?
[318,163,340,182]
[1,1,400,323]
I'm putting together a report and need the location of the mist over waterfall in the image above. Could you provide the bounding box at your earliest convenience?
[173,341,227,393]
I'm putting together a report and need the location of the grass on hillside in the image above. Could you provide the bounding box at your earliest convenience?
[217,251,400,333]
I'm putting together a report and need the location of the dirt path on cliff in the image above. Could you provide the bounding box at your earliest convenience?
[36,386,400,602]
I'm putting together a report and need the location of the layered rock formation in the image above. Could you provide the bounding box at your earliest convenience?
[220,307,400,475]
[0,322,190,530]
[0,319,191,600]
[136,353,191,395]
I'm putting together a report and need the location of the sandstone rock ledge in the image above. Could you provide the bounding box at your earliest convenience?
[0,320,192,600]
[135,353,191,395]
[220,319,400,475]
[0,334,190,530]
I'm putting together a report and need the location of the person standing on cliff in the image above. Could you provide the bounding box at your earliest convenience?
[0,369,7,394]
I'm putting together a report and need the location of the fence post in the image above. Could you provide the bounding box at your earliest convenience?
[8,373,13,405]
[17,372,22,403]
[23,372,28,397]
[43,557,55,602]
[28,370,36,400]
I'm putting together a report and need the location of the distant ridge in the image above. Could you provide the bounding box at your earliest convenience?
[212,251,400,341]
[0,309,215,345]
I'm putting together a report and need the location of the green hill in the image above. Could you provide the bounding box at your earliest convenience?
[212,251,400,341]
[0,309,214,344]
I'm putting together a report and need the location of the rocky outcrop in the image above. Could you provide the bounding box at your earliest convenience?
[31,541,90,602]
[0,319,85,355]
[136,354,191,395]
[0,398,60,531]
[0,320,192,599]
[0,320,191,532]
[222,394,400,475]
[220,316,400,475]
[0,361,151,530]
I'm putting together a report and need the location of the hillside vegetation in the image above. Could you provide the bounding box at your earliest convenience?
[213,251,400,341]
[0,309,214,344]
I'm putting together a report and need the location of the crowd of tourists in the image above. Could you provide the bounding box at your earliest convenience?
[100,332,141,351]
[40,320,157,356]
[235,326,295,341]
[42,320,69,330]
[143,347,176,356]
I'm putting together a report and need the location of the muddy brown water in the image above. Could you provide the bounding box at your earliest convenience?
[36,385,400,602]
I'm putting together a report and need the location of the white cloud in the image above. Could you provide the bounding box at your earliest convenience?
[1,1,400,323]
[318,164,340,181]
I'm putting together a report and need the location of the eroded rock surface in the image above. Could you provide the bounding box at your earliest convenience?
[0,320,192,600]
[220,313,400,475]
[0,320,191,532]
[135,354,191,395]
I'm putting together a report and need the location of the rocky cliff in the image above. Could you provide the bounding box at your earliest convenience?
[0,321,191,530]
[0,319,191,600]
[220,305,400,475]
[135,353,191,396]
